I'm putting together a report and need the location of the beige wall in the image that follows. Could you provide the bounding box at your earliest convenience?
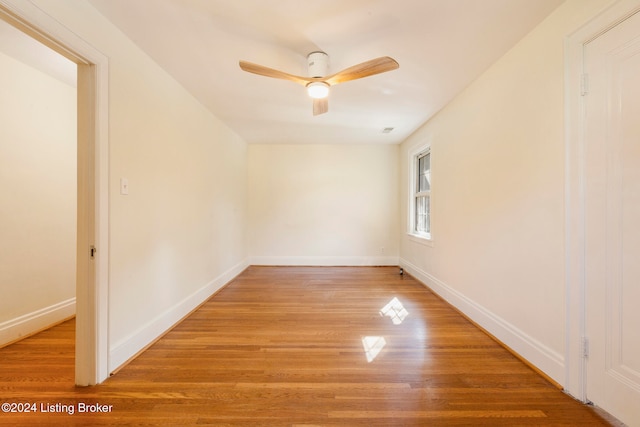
[29,0,249,369]
[248,144,399,265]
[0,50,76,344]
[399,0,614,384]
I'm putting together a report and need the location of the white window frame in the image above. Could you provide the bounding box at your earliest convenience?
[408,143,432,245]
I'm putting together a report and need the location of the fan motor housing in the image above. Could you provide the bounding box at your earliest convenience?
[307,51,329,78]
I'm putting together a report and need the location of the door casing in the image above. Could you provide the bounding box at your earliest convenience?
[0,0,110,385]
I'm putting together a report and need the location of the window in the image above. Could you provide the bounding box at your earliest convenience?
[410,146,431,240]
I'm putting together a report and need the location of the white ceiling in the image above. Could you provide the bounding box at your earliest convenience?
[6,0,565,145]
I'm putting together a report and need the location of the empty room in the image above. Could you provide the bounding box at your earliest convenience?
[0,0,638,425]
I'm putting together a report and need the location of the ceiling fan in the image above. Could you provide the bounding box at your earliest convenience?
[239,52,399,115]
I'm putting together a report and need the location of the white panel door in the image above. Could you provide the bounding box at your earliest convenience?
[584,9,640,426]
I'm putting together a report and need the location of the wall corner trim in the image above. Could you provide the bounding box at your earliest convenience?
[0,298,76,347]
[248,256,400,266]
[108,259,250,372]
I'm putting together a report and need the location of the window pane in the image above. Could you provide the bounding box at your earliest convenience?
[415,195,430,234]
[418,153,430,192]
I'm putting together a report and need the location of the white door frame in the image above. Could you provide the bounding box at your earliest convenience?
[564,0,640,402]
[0,0,109,385]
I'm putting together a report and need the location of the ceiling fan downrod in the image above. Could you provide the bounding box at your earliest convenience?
[307,51,329,78]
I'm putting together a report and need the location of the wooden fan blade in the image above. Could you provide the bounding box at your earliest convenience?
[324,56,399,86]
[313,98,328,116]
[239,60,314,86]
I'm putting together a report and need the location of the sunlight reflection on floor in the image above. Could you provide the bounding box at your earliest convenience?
[361,298,410,362]
[380,297,409,325]
[361,336,387,362]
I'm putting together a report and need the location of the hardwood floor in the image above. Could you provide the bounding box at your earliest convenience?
[0,266,613,426]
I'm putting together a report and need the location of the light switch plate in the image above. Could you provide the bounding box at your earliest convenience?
[120,178,129,195]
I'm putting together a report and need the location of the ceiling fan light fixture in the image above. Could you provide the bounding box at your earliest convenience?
[306,81,330,99]
[240,55,398,115]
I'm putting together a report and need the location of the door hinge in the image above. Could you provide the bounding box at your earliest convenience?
[581,337,589,359]
[90,245,97,259]
[580,73,589,96]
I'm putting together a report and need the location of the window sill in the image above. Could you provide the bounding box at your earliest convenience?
[407,233,433,247]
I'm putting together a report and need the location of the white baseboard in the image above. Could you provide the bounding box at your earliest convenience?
[108,259,249,372]
[400,258,565,385]
[249,255,399,266]
[0,298,76,347]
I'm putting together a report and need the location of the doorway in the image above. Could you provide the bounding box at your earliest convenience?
[0,0,109,385]
[0,17,76,350]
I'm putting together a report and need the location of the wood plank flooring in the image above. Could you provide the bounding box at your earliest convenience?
[0,266,613,426]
